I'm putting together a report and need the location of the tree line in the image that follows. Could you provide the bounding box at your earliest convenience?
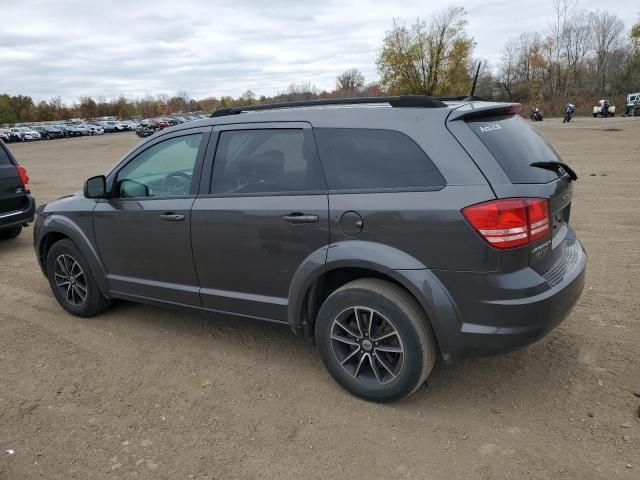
[1,1,638,125]
[374,2,639,115]
[494,1,639,114]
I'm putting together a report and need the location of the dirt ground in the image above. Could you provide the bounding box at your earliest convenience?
[1,118,639,479]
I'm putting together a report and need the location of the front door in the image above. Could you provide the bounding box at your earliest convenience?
[93,130,209,305]
[191,123,329,321]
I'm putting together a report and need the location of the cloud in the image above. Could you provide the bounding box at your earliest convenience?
[0,0,636,102]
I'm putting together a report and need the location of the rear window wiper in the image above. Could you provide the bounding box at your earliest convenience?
[529,161,578,181]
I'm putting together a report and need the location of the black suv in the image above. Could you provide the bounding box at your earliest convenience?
[0,141,35,239]
[33,96,586,402]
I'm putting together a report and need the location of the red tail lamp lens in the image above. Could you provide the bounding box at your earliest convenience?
[462,198,550,249]
[16,165,30,193]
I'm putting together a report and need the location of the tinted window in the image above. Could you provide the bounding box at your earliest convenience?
[314,128,445,191]
[211,129,325,195]
[467,115,559,184]
[0,146,11,165]
[116,134,203,198]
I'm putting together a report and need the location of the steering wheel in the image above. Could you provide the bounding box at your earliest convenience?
[161,171,192,196]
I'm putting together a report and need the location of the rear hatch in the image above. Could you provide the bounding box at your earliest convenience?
[0,144,28,214]
[447,104,577,278]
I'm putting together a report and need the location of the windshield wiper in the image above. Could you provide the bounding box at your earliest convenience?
[529,161,578,181]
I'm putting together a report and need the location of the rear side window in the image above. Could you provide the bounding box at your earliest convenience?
[467,115,559,184]
[314,128,445,191]
[211,129,326,195]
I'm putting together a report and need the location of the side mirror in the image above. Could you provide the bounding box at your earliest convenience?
[118,179,150,198]
[84,175,107,198]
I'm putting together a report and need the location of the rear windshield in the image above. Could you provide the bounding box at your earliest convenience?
[467,114,559,184]
[0,146,12,165]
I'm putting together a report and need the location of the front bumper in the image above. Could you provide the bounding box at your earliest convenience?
[418,238,587,361]
[0,195,35,230]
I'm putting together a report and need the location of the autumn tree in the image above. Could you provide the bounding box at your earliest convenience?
[9,95,35,122]
[631,17,640,78]
[632,19,640,50]
[240,90,256,105]
[285,82,318,100]
[498,38,518,99]
[336,68,365,94]
[590,10,624,94]
[220,96,234,108]
[0,95,17,124]
[78,96,97,119]
[35,101,54,121]
[377,7,474,96]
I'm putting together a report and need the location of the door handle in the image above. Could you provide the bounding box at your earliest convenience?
[282,213,320,224]
[160,213,185,222]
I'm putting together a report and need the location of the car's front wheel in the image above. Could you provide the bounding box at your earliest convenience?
[46,239,111,317]
[315,279,437,402]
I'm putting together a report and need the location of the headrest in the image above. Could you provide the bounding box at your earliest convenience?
[236,150,285,176]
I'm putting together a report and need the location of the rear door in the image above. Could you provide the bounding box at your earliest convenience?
[191,122,329,322]
[0,143,26,217]
[448,110,575,270]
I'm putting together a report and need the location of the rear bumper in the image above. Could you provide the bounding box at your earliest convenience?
[405,238,586,361]
[0,195,35,230]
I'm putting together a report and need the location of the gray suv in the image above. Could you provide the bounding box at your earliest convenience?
[33,96,586,402]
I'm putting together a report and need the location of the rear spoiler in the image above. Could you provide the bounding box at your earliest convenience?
[448,103,522,121]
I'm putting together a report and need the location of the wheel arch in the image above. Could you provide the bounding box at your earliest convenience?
[37,215,110,295]
[287,241,460,359]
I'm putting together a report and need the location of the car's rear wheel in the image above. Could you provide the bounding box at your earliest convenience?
[315,279,436,402]
[46,239,111,317]
[0,225,22,240]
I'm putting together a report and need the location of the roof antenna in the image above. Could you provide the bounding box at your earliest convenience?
[466,61,482,100]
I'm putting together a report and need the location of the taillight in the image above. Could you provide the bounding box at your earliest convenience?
[462,198,550,249]
[16,165,30,193]
[526,198,550,242]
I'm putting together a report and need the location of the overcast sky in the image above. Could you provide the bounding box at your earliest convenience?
[0,0,636,103]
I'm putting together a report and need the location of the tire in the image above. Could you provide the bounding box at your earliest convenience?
[315,279,437,403]
[593,113,597,118]
[0,225,22,240]
[46,239,111,317]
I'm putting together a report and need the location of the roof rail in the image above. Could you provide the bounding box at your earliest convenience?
[210,95,447,117]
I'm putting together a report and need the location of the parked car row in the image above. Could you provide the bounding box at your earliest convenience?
[0,127,42,142]
[1,114,209,144]
[0,124,97,142]
[135,115,208,137]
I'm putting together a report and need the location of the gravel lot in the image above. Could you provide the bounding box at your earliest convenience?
[1,118,639,479]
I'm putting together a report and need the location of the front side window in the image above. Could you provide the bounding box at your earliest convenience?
[314,128,445,191]
[211,129,326,195]
[116,133,203,198]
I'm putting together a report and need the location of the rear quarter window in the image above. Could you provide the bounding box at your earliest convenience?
[466,115,559,184]
[314,128,445,191]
